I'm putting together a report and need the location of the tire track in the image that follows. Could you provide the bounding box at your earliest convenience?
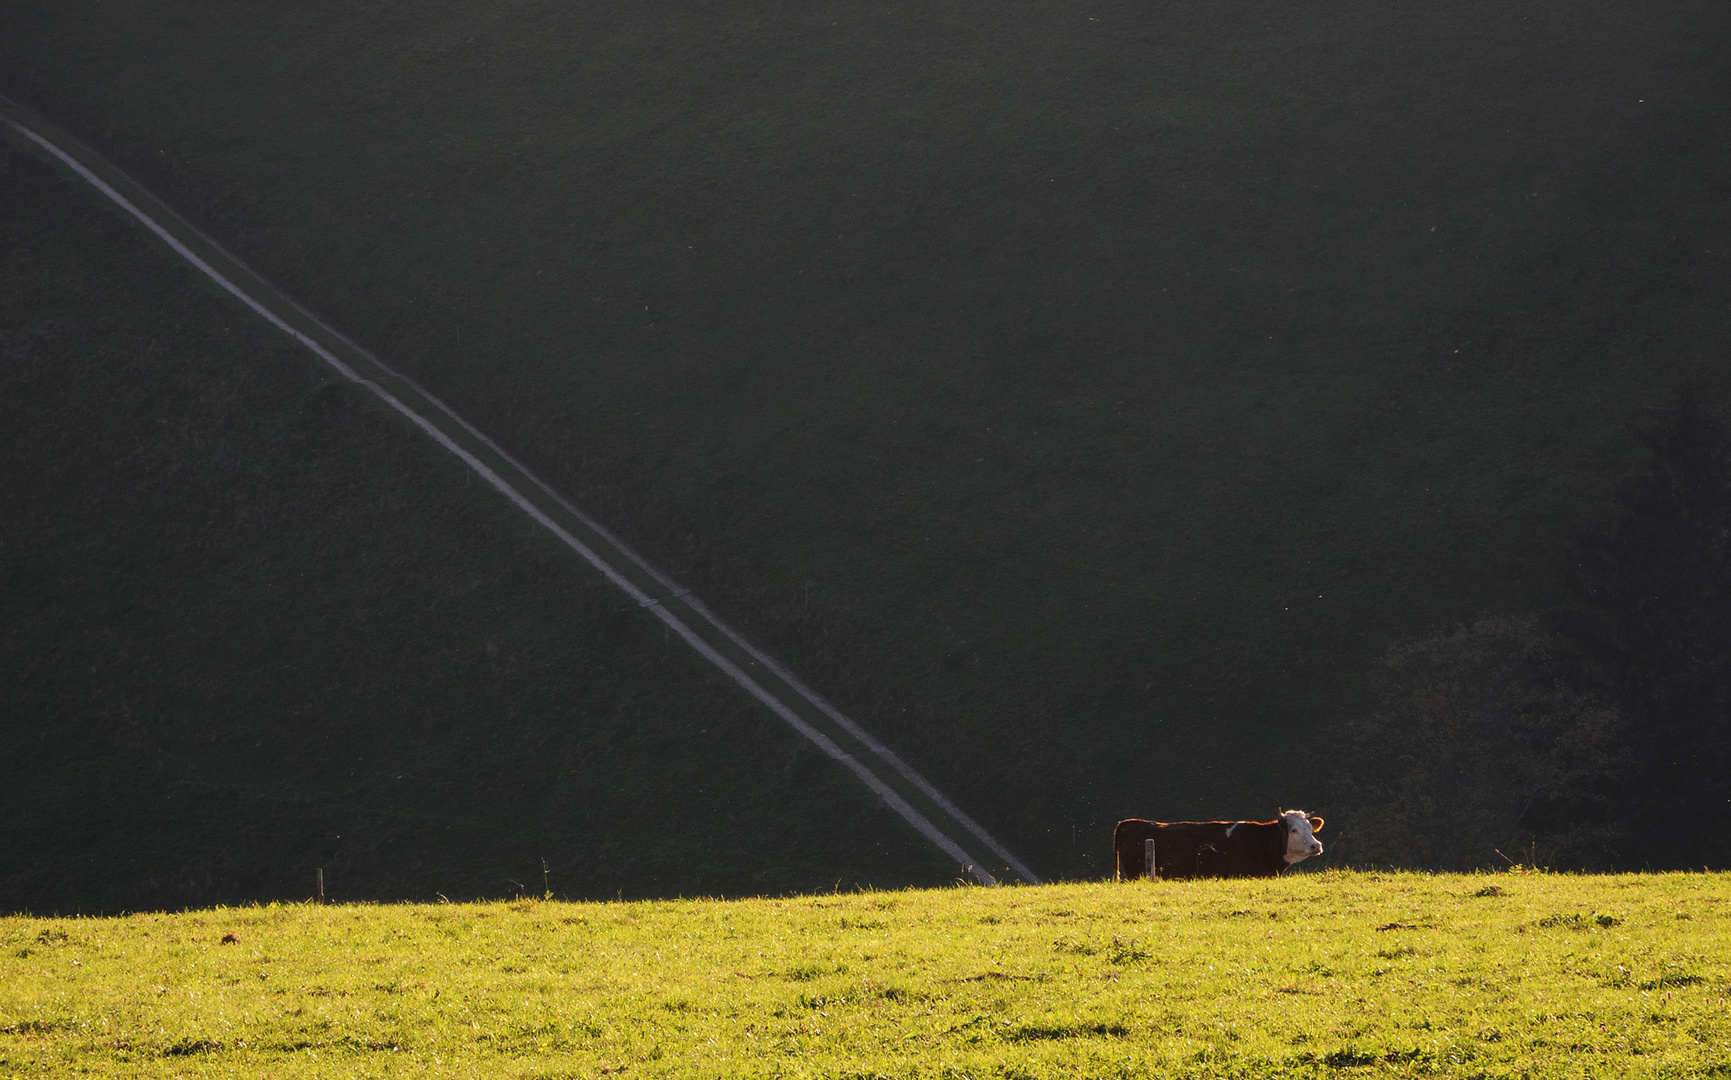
[0,96,1041,887]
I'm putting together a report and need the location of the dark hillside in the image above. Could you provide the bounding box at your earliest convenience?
[0,144,956,913]
[3,0,1729,877]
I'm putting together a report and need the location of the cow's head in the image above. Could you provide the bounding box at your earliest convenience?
[1279,809,1325,864]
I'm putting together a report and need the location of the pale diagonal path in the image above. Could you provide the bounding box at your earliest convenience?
[0,95,1041,887]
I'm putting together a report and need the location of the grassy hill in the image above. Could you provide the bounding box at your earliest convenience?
[2,872,1728,1077]
[2,0,1730,888]
[0,141,960,912]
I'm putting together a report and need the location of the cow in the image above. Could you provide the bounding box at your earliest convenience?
[1114,810,1324,880]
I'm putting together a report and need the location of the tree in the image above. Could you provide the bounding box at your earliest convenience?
[1335,615,1620,871]
[1561,386,1731,867]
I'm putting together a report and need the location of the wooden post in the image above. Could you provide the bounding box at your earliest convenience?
[316,868,325,905]
[1144,838,1157,881]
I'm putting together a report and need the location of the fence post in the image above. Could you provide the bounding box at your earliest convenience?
[316,868,325,905]
[1144,837,1157,881]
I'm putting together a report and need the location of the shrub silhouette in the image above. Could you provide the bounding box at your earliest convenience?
[1336,615,1618,870]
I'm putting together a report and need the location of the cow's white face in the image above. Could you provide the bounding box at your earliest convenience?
[1281,810,1324,864]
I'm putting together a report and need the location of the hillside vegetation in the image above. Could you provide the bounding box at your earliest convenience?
[3,873,1729,1077]
[2,0,1729,887]
[0,141,956,912]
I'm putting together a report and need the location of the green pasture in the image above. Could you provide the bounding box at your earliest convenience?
[5,0,1728,884]
[3,873,1728,1078]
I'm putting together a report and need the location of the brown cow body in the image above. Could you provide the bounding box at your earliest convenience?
[1114,811,1324,880]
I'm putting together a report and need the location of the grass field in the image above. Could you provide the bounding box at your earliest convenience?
[2,872,1728,1077]
[3,0,1730,890]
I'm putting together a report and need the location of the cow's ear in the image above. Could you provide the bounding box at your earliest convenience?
[1309,815,1325,833]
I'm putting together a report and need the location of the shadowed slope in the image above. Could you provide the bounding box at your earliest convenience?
[0,145,959,912]
[2,0,1728,876]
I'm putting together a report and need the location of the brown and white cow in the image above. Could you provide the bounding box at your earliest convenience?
[1113,810,1324,880]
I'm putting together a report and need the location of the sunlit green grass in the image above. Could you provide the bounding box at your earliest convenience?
[4,872,1727,1077]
